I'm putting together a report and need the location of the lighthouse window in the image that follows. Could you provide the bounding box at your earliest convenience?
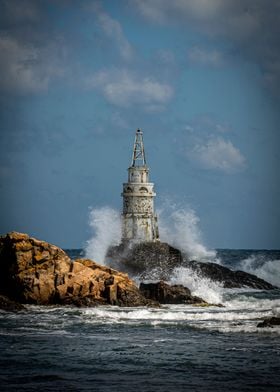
[139,187,148,193]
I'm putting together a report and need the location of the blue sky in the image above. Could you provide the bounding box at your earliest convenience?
[0,0,279,249]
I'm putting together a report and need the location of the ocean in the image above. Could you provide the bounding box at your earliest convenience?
[0,249,280,391]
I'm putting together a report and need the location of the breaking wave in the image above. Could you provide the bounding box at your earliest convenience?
[85,206,121,264]
[84,203,216,266]
[84,205,279,305]
[158,202,217,262]
[237,255,280,287]
[169,266,224,304]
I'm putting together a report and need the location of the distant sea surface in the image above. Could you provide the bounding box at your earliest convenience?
[1,249,280,391]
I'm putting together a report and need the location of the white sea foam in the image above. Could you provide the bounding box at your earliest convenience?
[85,206,121,264]
[224,297,280,312]
[237,255,280,287]
[81,304,280,334]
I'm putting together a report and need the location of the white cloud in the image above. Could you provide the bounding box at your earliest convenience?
[97,11,133,61]
[86,69,173,108]
[133,0,280,93]
[0,35,64,94]
[188,47,224,67]
[188,137,246,173]
[133,0,237,27]
[132,0,259,35]
[86,2,133,61]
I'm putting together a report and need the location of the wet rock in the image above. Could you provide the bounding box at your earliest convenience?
[187,260,276,290]
[0,294,25,312]
[0,232,154,307]
[257,316,280,328]
[107,241,183,280]
[140,281,206,305]
[107,241,277,290]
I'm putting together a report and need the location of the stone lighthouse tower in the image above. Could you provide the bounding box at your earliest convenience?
[121,129,159,243]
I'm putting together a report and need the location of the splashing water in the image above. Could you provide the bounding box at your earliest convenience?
[237,255,280,287]
[85,207,121,264]
[158,203,217,262]
[81,205,279,309]
[84,203,217,268]
[169,266,224,304]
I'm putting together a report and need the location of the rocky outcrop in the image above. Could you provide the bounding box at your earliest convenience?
[187,260,276,290]
[140,281,206,305]
[107,241,276,290]
[257,316,280,328]
[1,232,275,309]
[107,241,182,279]
[0,294,25,312]
[0,232,154,307]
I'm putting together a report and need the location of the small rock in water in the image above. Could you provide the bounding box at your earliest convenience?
[257,316,280,328]
[139,281,206,305]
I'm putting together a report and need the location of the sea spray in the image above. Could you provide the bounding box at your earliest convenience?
[169,266,224,304]
[158,202,217,262]
[84,203,217,268]
[85,207,121,264]
[83,204,278,306]
[237,255,280,287]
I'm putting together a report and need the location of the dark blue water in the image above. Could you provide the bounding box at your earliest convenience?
[0,249,280,391]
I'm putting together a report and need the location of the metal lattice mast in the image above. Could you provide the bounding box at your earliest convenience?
[131,129,146,166]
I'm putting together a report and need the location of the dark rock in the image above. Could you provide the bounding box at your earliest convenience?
[257,316,280,328]
[140,281,206,305]
[0,232,155,307]
[0,294,25,312]
[187,260,276,290]
[107,241,183,279]
[107,241,277,290]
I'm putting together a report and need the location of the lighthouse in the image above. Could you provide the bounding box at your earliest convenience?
[121,129,159,243]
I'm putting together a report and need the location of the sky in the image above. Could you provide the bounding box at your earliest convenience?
[0,0,279,249]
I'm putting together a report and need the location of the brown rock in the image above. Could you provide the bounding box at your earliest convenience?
[0,231,154,307]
